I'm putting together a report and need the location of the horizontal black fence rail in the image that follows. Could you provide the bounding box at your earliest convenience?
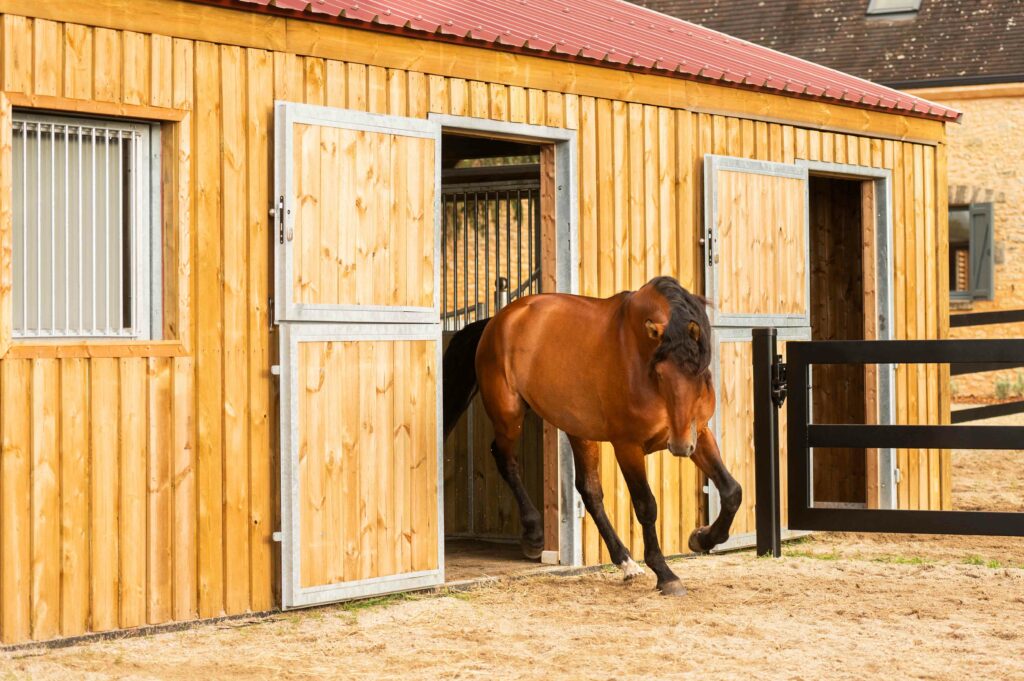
[753,332,1024,557]
[949,309,1024,423]
[949,308,1024,328]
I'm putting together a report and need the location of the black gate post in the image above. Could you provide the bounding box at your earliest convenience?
[753,328,783,557]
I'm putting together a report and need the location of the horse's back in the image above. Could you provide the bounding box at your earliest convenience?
[476,292,626,436]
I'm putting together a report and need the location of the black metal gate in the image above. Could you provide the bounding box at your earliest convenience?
[753,326,1024,557]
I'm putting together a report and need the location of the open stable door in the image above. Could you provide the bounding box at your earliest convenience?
[274,102,443,608]
[703,154,810,545]
[703,155,810,329]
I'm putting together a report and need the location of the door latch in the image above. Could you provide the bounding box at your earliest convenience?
[275,195,286,244]
[771,356,787,408]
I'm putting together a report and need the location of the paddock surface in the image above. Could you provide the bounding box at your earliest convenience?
[2,415,1022,681]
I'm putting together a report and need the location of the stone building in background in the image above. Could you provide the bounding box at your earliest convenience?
[639,0,1023,399]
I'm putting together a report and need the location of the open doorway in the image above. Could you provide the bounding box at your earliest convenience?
[808,175,868,506]
[806,168,893,509]
[439,131,553,581]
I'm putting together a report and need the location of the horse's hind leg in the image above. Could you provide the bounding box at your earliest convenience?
[687,428,741,553]
[614,443,686,596]
[484,393,545,559]
[569,437,641,580]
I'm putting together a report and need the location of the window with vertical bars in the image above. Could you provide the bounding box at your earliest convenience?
[11,112,160,339]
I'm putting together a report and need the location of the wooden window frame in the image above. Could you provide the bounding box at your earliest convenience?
[949,203,995,304]
[0,92,190,359]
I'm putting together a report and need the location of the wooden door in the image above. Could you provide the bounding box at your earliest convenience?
[703,155,810,546]
[704,155,810,328]
[275,103,443,608]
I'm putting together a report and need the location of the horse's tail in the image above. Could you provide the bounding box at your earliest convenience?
[442,318,490,440]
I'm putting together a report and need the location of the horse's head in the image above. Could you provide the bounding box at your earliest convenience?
[636,277,713,457]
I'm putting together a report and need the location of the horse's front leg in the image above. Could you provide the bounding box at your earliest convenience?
[687,427,742,553]
[614,443,686,596]
[568,436,642,580]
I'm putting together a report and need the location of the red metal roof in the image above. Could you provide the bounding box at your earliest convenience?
[202,0,961,123]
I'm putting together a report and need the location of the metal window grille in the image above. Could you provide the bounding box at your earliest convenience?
[441,180,541,333]
[11,112,158,339]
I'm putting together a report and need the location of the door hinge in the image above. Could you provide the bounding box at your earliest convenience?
[894,467,903,484]
[271,531,283,543]
[268,296,275,324]
[576,498,586,519]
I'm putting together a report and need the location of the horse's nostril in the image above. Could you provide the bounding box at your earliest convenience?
[669,442,694,458]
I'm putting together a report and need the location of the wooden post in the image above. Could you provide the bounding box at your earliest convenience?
[862,180,880,509]
[539,144,559,554]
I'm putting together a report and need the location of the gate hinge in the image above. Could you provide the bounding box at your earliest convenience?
[271,531,283,543]
[576,498,586,519]
[894,468,902,484]
[771,356,787,408]
[268,296,275,324]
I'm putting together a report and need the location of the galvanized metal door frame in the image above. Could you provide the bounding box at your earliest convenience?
[703,154,811,329]
[429,114,583,568]
[708,325,811,551]
[278,323,444,608]
[796,160,897,509]
[273,101,443,325]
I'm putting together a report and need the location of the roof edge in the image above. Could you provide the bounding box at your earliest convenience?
[180,0,961,124]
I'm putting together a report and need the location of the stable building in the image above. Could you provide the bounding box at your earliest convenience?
[0,0,957,645]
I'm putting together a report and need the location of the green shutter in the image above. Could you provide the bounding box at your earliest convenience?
[969,203,994,300]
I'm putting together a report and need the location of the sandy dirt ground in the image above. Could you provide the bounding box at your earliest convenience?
[3,419,1023,681]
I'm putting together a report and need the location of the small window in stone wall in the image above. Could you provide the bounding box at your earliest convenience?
[949,203,994,302]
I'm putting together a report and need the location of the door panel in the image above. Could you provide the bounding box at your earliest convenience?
[280,325,442,607]
[275,103,439,324]
[704,154,811,547]
[710,328,809,547]
[704,155,809,327]
[276,102,443,609]
[296,337,438,588]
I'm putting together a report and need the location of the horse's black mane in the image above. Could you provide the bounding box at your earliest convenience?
[648,276,712,375]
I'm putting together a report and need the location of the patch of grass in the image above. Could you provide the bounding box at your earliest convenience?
[784,548,840,561]
[446,590,477,602]
[784,536,814,547]
[337,592,415,613]
[962,555,1017,569]
[870,554,930,566]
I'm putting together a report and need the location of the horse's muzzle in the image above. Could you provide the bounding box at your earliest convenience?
[668,442,695,458]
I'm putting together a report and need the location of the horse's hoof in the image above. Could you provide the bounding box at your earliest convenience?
[688,528,710,554]
[521,539,544,560]
[658,580,687,597]
[620,558,645,581]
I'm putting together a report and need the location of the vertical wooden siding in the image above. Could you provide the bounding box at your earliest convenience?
[298,339,437,588]
[0,12,948,642]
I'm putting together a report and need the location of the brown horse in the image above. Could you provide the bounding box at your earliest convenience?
[442,276,741,596]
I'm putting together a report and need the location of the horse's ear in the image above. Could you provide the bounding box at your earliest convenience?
[645,320,665,341]
[687,320,701,342]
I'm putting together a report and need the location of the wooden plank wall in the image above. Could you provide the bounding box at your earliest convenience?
[0,11,949,643]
